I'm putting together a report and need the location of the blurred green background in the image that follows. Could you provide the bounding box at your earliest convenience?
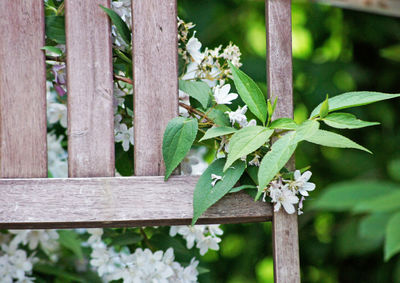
[178,0,400,282]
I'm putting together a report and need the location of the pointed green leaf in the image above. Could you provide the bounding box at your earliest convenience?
[310,91,400,118]
[41,46,63,56]
[257,132,297,199]
[311,181,399,211]
[385,212,400,261]
[179,80,212,109]
[319,95,329,118]
[193,159,245,224]
[229,62,267,123]
[162,117,198,180]
[224,126,273,171]
[100,5,131,45]
[199,126,237,142]
[293,120,320,143]
[322,113,380,129]
[305,129,371,153]
[270,118,298,130]
[353,190,400,213]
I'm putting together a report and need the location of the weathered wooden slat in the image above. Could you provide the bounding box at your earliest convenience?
[266,0,301,282]
[132,0,179,176]
[0,1,47,178]
[65,0,114,177]
[314,0,400,18]
[0,176,272,229]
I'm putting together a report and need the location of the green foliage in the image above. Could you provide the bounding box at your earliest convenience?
[192,159,245,224]
[223,126,273,171]
[305,129,371,153]
[319,95,330,118]
[162,117,198,180]
[310,91,400,118]
[257,132,297,198]
[58,230,84,260]
[99,5,131,45]
[229,62,268,124]
[41,46,63,56]
[385,212,400,261]
[199,126,237,141]
[269,118,298,130]
[45,16,65,44]
[322,113,380,129]
[179,80,212,109]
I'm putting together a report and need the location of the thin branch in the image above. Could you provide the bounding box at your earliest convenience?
[114,74,133,85]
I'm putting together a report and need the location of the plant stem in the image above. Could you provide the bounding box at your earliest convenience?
[140,228,155,252]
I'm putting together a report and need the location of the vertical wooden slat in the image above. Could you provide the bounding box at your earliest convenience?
[133,0,178,176]
[65,0,114,177]
[0,1,47,178]
[266,0,301,282]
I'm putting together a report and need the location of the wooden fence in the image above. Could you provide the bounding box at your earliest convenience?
[0,1,299,282]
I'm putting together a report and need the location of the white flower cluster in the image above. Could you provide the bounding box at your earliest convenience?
[47,133,68,177]
[263,170,316,215]
[87,229,199,283]
[182,36,242,87]
[169,225,223,256]
[0,230,60,282]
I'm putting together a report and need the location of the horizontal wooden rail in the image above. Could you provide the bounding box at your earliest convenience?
[0,176,272,229]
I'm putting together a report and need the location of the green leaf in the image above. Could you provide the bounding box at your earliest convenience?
[269,118,298,130]
[208,109,230,127]
[34,264,85,282]
[359,213,392,241]
[385,212,400,261]
[322,113,380,129]
[229,184,257,193]
[257,132,297,199]
[58,230,84,259]
[305,129,371,153]
[293,120,320,143]
[319,95,329,118]
[224,126,274,171]
[179,80,212,109]
[45,16,65,44]
[110,232,143,246]
[100,5,131,45]
[41,46,63,56]
[311,181,399,211]
[199,126,237,142]
[193,159,245,224]
[162,117,198,180]
[353,190,400,213]
[229,62,267,123]
[310,91,400,118]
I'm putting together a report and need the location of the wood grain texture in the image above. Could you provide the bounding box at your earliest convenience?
[0,1,47,178]
[132,0,179,176]
[0,176,273,229]
[65,0,114,177]
[266,0,301,282]
[315,0,400,17]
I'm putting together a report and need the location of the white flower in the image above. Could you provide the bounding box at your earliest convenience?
[9,230,59,254]
[226,105,247,126]
[291,170,316,196]
[248,154,261,167]
[213,84,238,105]
[270,185,299,214]
[186,35,204,64]
[196,235,221,256]
[115,123,134,151]
[87,228,103,245]
[207,225,223,236]
[169,226,205,249]
[47,102,67,128]
[243,119,257,127]
[47,133,68,177]
[211,174,222,187]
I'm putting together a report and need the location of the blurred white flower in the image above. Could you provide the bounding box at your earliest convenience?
[226,105,247,126]
[47,102,67,128]
[213,84,238,105]
[9,230,59,254]
[186,35,204,64]
[291,170,316,196]
[248,154,261,167]
[196,236,221,256]
[115,123,134,151]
